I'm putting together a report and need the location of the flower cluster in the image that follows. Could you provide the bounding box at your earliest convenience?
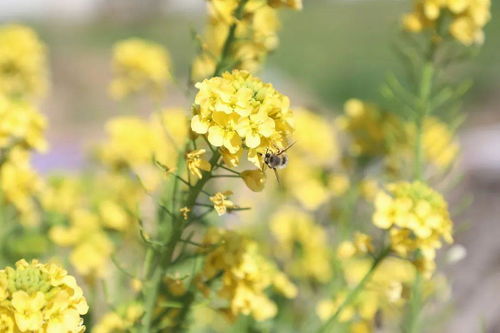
[109,38,172,99]
[281,108,341,209]
[0,23,48,226]
[192,70,293,168]
[0,95,47,152]
[44,173,143,278]
[93,303,143,333]
[192,0,302,80]
[97,108,188,190]
[0,24,47,98]
[197,228,297,321]
[50,208,114,278]
[373,181,453,276]
[336,99,397,158]
[402,0,491,45]
[338,99,459,176]
[270,207,333,282]
[317,257,415,329]
[386,116,459,174]
[0,149,43,226]
[0,259,88,333]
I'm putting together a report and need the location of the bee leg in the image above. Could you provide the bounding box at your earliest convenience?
[273,168,281,185]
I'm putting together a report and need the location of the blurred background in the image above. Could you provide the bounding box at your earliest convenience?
[1,0,499,331]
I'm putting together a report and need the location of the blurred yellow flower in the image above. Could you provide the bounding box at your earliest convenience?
[0,96,47,153]
[186,149,211,179]
[0,259,88,332]
[110,38,171,99]
[50,209,114,278]
[180,206,190,220]
[0,24,48,98]
[373,181,453,276]
[402,0,491,45]
[97,108,189,191]
[192,0,300,80]
[93,303,143,333]
[337,99,395,158]
[192,70,293,168]
[0,148,42,226]
[270,207,332,282]
[209,191,234,216]
[197,228,296,321]
[318,257,416,328]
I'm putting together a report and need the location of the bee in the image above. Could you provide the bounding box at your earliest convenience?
[262,142,295,184]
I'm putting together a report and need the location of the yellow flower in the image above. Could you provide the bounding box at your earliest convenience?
[50,209,114,278]
[110,38,171,99]
[197,228,295,321]
[93,303,143,333]
[0,96,47,152]
[180,207,190,220]
[276,108,338,209]
[192,70,293,168]
[373,181,453,276]
[11,291,45,331]
[337,99,395,158]
[241,169,266,192]
[97,108,189,191]
[0,259,88,333]
[402,0,491,46]
[209,191,234,216]
[270,207,332,282]
[0,24,48,98]
[385,116,459,176]
[0,148,42,226]
[192,0,300,80]
[328,174,350,197]
[186,149,212,179]
[0,310,15,333]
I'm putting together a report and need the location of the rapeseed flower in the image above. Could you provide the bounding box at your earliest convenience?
[97,108,188,191]
[192,70,293,168]
[186,149,211,179]
[0,259,88,332]
[272,108,338,208]
[317,257,415,327]
[0,24,48,98]
[270,207,332,282]
[402,0,491,45]
[197,228,296,321]
[192,0,301,80]
[110,38,171,99]
[93,303,143,333]
[50,209,114,278]
[0,148,43,226]
[373,181,453,276]
[0,95,47,153]
[337,99,396,158]
[209,191,234,216]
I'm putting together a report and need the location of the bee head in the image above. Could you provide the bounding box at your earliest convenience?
[265,152,271,158]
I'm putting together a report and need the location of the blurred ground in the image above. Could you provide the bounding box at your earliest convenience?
[1,0,500,331]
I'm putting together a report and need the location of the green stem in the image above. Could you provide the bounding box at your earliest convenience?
[212,0,249,77]
[404,271,423,333]
[140,0,248,329]
[414,63,434,181]
[317,247,391,333]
